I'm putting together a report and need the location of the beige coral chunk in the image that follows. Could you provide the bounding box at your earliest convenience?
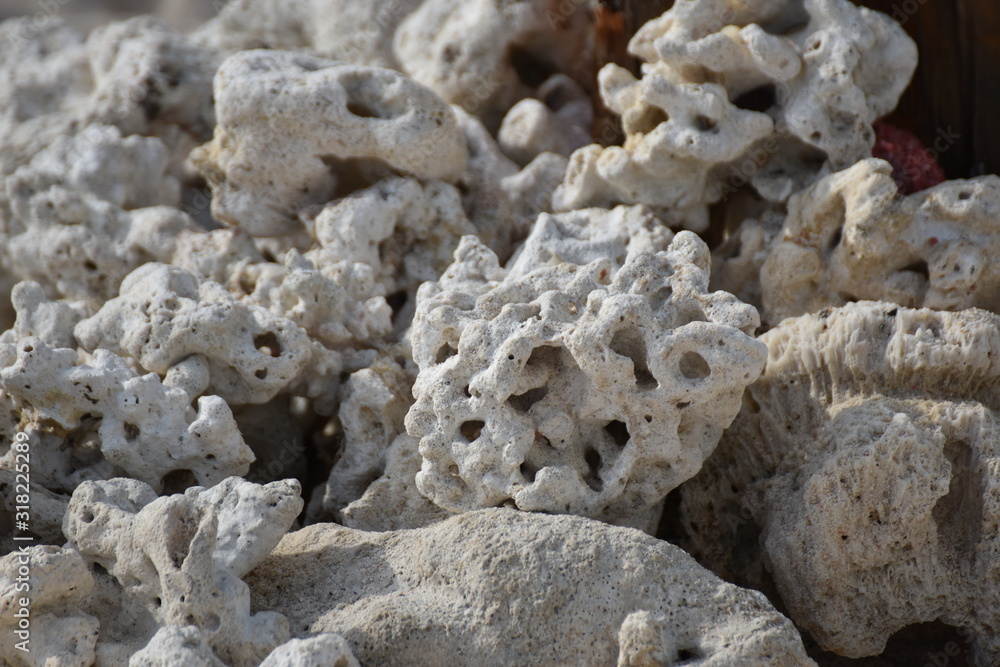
[0,546,98,667]
[246,509,815,666]
[679,302,1000,665]
[190,49,468,237]
[760,158,1000,323]
[407,210,766,525]
[554,0,916,229]
[393,0,593,128]
[64,477,302,665]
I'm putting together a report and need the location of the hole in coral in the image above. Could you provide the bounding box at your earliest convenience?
[346,99,380,118]
[124,422,140,441]
[959,190,972,200]
[508,44,557,88]
[933,440,983,557]
[386,290,408,325]
[610,327,658,390]
[255,369,268,380]
[631,105,668,135]
[604,420,630,448]
[153,597,162,608]
[435,343,458,364]
[507,386,548,413]
[161,468,197,495]
[732,84,777,112]
[644,415,652,423]
[693,115,717,132]
[526,345,561,368]
[204,613,221,633]
[583,447,603,491]
[675,647,703,663]
[650,285,673,311]
[679,351,711,380]
[254,332,282,357]
[460,420,485,442]
[520,461,538,483]
[81,509,95,524]
[899,259,930,280]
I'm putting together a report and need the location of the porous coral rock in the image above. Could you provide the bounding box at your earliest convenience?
[64,477,302,665]
[130,626,227,667]
[190,49,468,237]
[393,0,593,128]
[0,337,252,491]
[306,175,474,327]
[0,470,70,554]
[678,302,1000,665]
[260,634,361,667]
[0,546,98,667]
[309,356,412,523]
[2,124,199,305]
[408,209,766,524]
[760,158,1000,323]
[554,0,916,230]
[73,263,352,407]
[195,0,422,69]
[247,508,815,666]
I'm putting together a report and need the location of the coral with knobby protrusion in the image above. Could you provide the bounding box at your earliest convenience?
[63,477,303,665]
[758,158,1000,323]
[74,263,355,407]
[408,207,765,524]
[679,302,1000,666]
[190,49,468,237]
[554,0,916,230]
[393,0,593,128]
[0,337,253,491]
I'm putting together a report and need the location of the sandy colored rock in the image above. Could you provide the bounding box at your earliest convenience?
[408,209,765,524]
[191,49,468,236]
[679,302,1000,665]
[554,0,916,230]
[247,508,814,666]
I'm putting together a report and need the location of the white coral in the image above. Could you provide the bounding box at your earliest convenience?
[408,208,765,523]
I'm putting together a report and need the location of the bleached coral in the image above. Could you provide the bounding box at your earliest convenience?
[759,158,1000,323]
[408,208,765,524]
[0,337,252,491]
[679,302,1000,665]
[63,477,302,665]
[190,49,468,236]
[393,0,593,127]
[0,546,98,667]
[554,0,916,230]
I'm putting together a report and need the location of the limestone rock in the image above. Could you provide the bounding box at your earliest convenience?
[64,477,303,665]
[679,302,1000,665]
[190,50,468,237]
[554,0,916,230]
[247,509,815,666]
[408,209,765,524]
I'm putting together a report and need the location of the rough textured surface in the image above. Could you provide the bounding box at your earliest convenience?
[0,337,252,491]
[64,477,303,665]
[554,0,916,230]
[195,0,421,68]
[247,509,815,666]
[408,210,766,524]
[759,158,1000,323]
[190,49,468,236]
[74,263,349,407]
[679,302,1000,665]
[260,634,360,667]
[393,0,593,128]
[0,546,98,667]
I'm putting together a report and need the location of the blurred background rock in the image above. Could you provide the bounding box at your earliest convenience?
[0,0,217,32]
